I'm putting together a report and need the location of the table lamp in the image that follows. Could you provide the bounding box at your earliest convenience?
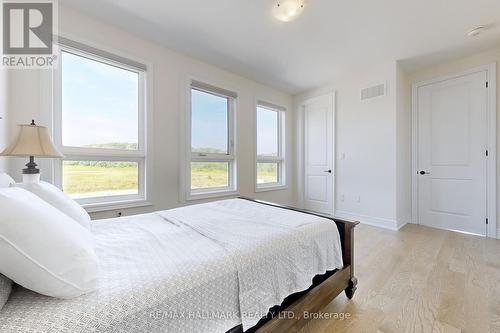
[0,120,64,183]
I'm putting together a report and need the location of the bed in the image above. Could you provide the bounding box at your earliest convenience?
[0,197,358,333]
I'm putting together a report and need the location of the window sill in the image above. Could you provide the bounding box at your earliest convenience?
[255,185,287,193]
[187,190,239,201]
[83,199,153,213]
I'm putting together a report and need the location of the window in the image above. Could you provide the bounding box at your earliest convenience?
[187,81,236,198]
[256,102,285,190]
[54,41,147,207]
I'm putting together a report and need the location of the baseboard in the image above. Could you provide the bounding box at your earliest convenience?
[397,221,409,230]
[334,210,403,231]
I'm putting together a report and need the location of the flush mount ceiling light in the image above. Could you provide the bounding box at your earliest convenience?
[273,0,305,22]
[467,26,487,37]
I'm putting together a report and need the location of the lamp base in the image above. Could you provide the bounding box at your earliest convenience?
[22,156,40,183]
[22,173,40,184]
[22,156,40,174]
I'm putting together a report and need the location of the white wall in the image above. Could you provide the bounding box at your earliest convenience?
[293,45,500,236]
[293,62,401,230]
[395,64,412,228]
[5,5,495,234]
[407,45,500,238]
[5,69,52,180]
[3,5,295,219]
[0,70,7,171]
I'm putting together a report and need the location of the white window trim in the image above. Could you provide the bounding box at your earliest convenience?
[185,80,238,201]
[53,41,149,209]
[255,100,287,192]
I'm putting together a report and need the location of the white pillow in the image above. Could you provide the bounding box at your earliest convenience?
[0,187,98,299]
[0,274,12,310]
[12,181,91,230]
[0,172,15,188]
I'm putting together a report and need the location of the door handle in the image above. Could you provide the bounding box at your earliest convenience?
[324,170,332,173]
[419,171,430,175]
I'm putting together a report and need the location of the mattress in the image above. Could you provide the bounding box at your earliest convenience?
[0,199,343,333]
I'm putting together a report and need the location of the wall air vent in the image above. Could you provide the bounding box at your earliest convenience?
[361,83,386,100]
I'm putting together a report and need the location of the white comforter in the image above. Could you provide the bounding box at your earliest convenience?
[159,199,344,330]
[0,199,343,333]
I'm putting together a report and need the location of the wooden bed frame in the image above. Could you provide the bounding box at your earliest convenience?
[230,197,359,333]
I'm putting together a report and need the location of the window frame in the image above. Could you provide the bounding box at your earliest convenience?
[186,82,237,200]
[53,43,148,209]
[255,101,286,192]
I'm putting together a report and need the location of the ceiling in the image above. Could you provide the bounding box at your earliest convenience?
[61,0,500,94]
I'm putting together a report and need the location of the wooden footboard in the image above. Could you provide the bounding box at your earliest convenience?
[238,197,359,333]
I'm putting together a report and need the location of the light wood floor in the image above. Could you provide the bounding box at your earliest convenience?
[300,224,500,333]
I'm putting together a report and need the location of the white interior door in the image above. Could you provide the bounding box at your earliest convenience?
[416,71,488,235]
[303,94,334,215]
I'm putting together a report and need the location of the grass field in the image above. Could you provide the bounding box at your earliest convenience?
[63,162,279,197]
[190,162,278,188]
[191,162,229,189]
[257,163,278,184]
[63,162,139,198]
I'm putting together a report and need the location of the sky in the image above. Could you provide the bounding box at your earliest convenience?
[191,90,279,155]
[256,107,279,156]
[62,50,279,155]
[61,51,139,148]
[191,89,228,152]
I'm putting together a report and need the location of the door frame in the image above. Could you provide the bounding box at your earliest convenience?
[411,63,497,238]
[298,92,336,215]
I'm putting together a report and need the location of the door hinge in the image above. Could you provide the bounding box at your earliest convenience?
[486,81,489,88]
[486,218,489,225]
[486,150,489,156]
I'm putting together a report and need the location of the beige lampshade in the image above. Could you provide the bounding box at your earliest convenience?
[0,123,63,158]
